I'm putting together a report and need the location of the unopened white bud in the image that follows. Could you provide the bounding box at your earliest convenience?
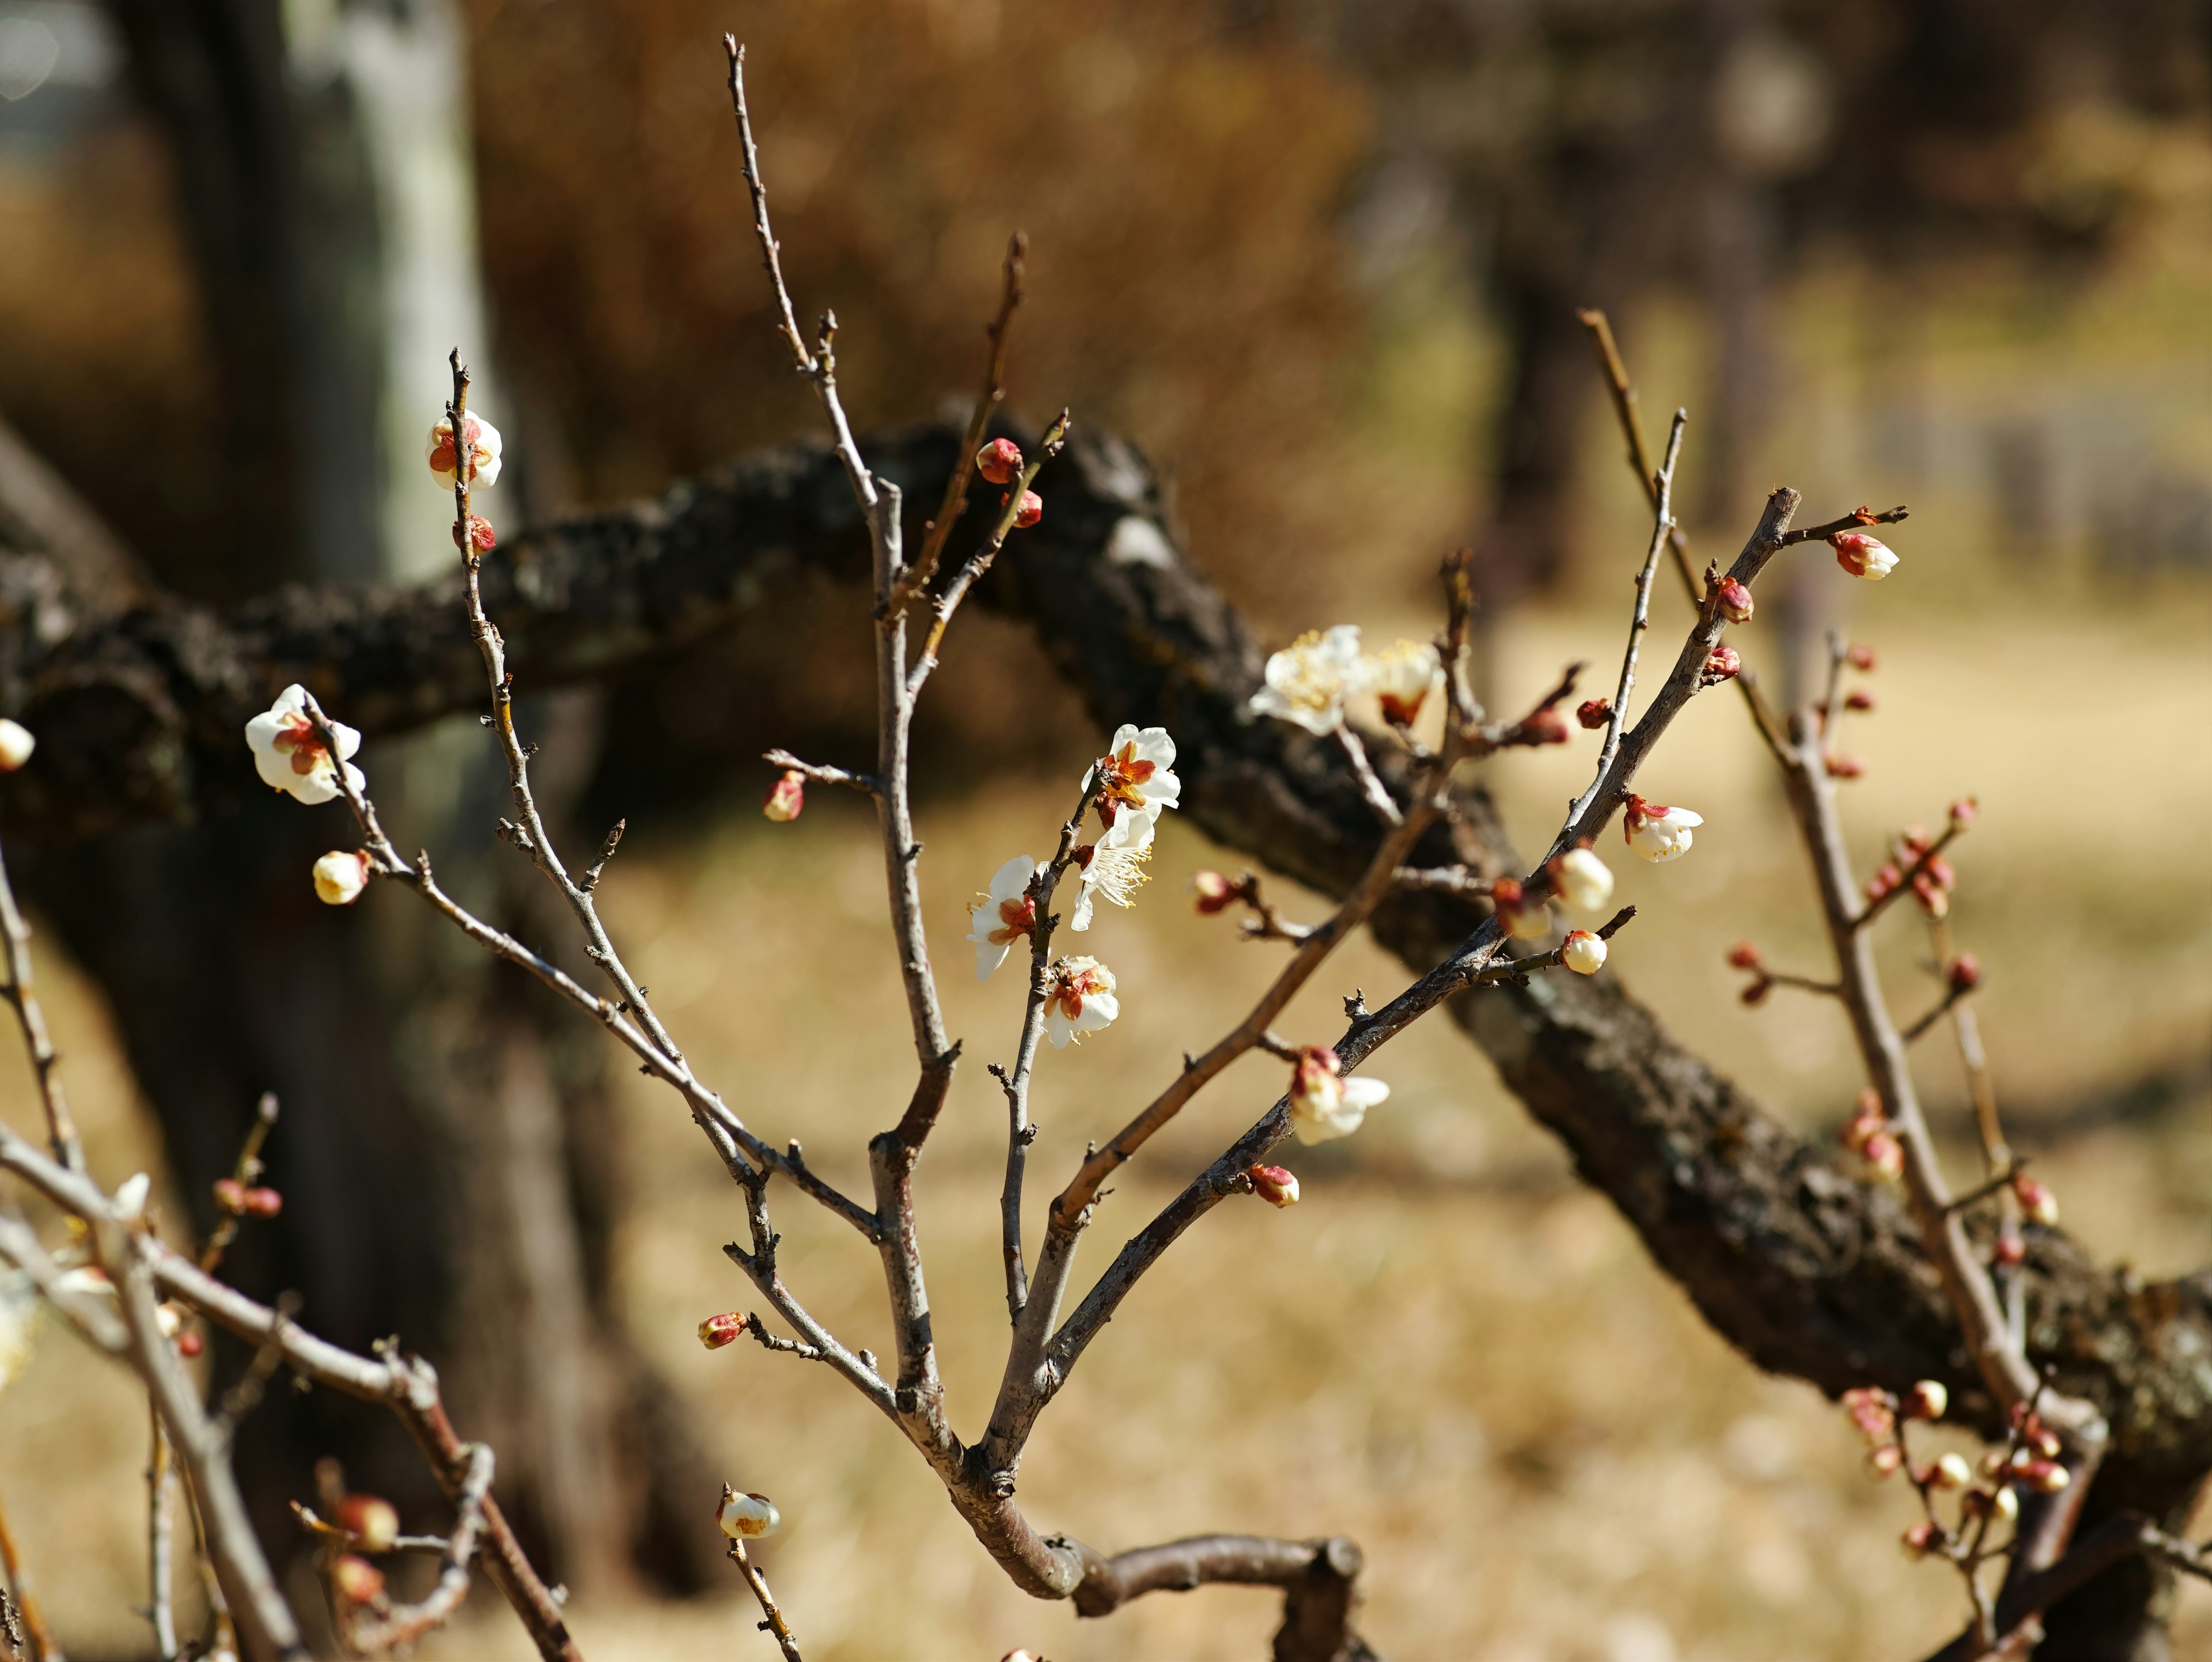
[113,1171,150,1220]
[0,720,34,772]
[717,1488,780,1540]
[1551,847,1614,912]
[1561,930,1607,975]
[313,850,373,906]
[1932,1453,1972,1490]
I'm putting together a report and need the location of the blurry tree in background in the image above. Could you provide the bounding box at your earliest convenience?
[0,0,2206,1648]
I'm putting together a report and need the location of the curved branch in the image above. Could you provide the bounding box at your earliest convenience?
[1073,1534,1377,1661]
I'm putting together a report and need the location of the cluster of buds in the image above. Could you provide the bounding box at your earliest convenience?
[1725,940,1771,1006]
[698,1311,749,1350]
[213,1176,284,1219]
[1863,811,1974,918]
[1839,1089,1904,1181]
[762,769,805,822]
[976,438,1043,528]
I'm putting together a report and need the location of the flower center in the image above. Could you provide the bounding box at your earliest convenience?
[987,895,1036,947]
[1095,743,1157,811]
[271,713,331,777]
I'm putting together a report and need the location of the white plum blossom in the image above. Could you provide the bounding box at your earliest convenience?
[1551,847,1615,912]
[245,686,365,805]
[1042,956,1118,1048]
[1622,794,1703,864]
[1090,724,1180,831]
[1248,625,1366,735]
[1287,1046,1389,1144]
[313,850,372,906]
[1562,930,1608,975]
[0,719,34,772]
[1363,639,1441,727]
[967,856,1039,982]
[717,1489,781,1540]
[427,411,503,490]
[1071,813,1152,932]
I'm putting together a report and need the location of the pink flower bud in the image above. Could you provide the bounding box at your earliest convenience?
[335,1494,401,1554]
[1862,1132,1904,1181]
[2017,1458,2071,1493]
[1843,690,1875,712]
[1726,941,1763,971]
[1490,878,1524,908]
[176,1330,204,1358]
[1949,797,1978,827]
[1842,1385,1896,1443]
[1248,1164,1300,1207]
[1912,873,1950,918]
[1702,643,1741,684]
[0,720,34,773]
[1576,697,1612,730]
[1847,643,1878,671]
[1948,953,1980,994]
[331,1554,385,1603]
[1994,1235,2025,1267]
[1900,1520,1941,1557]
[1825,754,1866,779]
[1716,577,1754,623]
[213,1177,248,1213]
[2013,1174,2059,1228]
[763,770,805,823]
[1521,707,1571,745]
[1867,1443,1904,1478]
[698,1312,748,1350]
[240,1187,283,1218]
[1005,490,1043,529]
[1190,870,1236,915]
[1831,531,1899,580]
[1902,1379,1948,1422]
[450,514,496,552]
[976,438,1022,486]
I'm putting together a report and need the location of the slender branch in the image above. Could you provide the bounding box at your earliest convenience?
[1857,813,1972,930]
[888,232,1027,615]
[0,1482,60,1662]
[0,842,82,1173]
[1573,409,1686,826]
[149,1413,178,1661]
[763,749,879,797]
[335,1444,495,1653]
[728,1538,804,1662]
[1577,309,1701,604]
[1903,982,1975,1044]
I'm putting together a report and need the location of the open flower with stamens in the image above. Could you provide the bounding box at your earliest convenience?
[1288,1045,1389,1144]
[1831,531,1899,580]
[967,856,1039,982]
[427,411,502,490]
[1248,625,1365,735]
[1622,794,1702,863]
[1042,956,1119,1048]
[1090,724,1180,830]
[1071,814,1152,932]
[245,686,365,805]
[1363,639,1441,727]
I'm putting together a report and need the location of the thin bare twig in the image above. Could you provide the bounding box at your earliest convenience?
[727,1533,803,1662]
[148,1411,178,1661]
[0,841,82,1174]
[0,1482,60,1662]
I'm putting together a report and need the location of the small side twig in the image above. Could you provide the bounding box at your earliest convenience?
[728,1534,803,1662]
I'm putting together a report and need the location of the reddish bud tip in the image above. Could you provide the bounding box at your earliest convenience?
[1521,707,1571,745]
[1190,870,1236,915]
[1005,489,1043,529]
[1489,877,1524,908]
[763,770,805,823]
[450,514,495,552]
[2012,1174,2059,1228]
[698,1312,748,1350]
[1825,754,1867,779]
[1947,953,1980,994]
[1866,1442,1904,1478]
[1901,1520,1941,1557]
[1702,643,1741,684]
[1994,1235,2026,1267]
[975,438,1023,486]
[1843,691,1875,712]
[1716,577,1755,623]
[1575,697,1612,730]
[1949,797,1979,827]
[1847,643,1877,671]
[176,1330,204,1358]
[1248,1164,1300,1207]
[240,1187,283,1218]
[1725,941,1764,971]
[335,1494,402,1554]
[213,1177,248,1214]
[1862,1132,1904,1181]
[331,1555,385,1604]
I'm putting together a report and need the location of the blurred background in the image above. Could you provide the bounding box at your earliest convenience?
[0,1,2209,1657]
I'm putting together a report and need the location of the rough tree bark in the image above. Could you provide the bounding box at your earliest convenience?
[0,422,2202,1656]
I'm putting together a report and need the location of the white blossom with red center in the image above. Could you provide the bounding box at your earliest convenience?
[245,686,366,805]
[1830,531,1899,580]
[1248,624,1365,735]
[1287,1045,1389,1144]
[1089,724,1180,831]
[426,412,503,490]
[967,855,1039,982]
[1071,812,1152,932]
[1042,956,1119,1048]
[1363,639,1441,726]
[1622,793,1702,863]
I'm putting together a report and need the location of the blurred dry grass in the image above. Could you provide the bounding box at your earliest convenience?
[2,582,2207,1659]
